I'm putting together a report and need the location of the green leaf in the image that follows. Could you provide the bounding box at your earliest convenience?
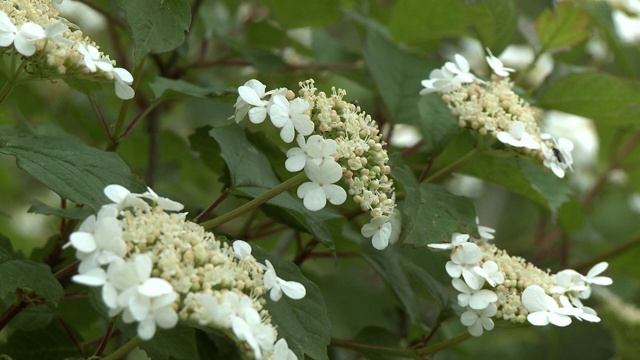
[468,0,517,52]
[0,134,145,211]
[390,153,477,246]
[149,77,234,101]
[209,124,280,189]
[4,302,54,331]
[363,28,432,125]
[237,187,341,246]
[28,200,93,220]
[0,318,80,359]
[188,126,229,184]
[519,161,572,216]
[361,240,452,325]
[403,183,477,246]
[361,245,421,323]
[416,95,460,156]
[119,0,191,64]
[259,0,341,28]
[537,72,640,125]
[353,327,403,360]
[0,236,23,264]
[388,0,469,50]
[0,260,63,306]
[252,246,331,360]
[536,2,589,51]
[120,323,201,360]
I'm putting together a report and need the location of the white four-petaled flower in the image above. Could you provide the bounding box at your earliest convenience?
[361,216,393,250]
[461,303,497,337]
[269,95,314,143]
[0,12,45,56]
[263,260,306,301]
[522,285,580,327]
[496,121,541,149]
[428,232,469,250]
[541,135,574,178]
[78,44,113,72]
[112,67,135,100]
[285,134,337,172]
[297,161,346,211]
[485,48,515,77]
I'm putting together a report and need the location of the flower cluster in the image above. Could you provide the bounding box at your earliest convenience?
[419,49,574,178]
[0,0,134,99]
[429,222,612,337]
[66,185,303,359]
[233,79,399,250]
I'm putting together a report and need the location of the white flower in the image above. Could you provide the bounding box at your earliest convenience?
[198,292,239,328]
[443,54,478,85]
[361,216,393,250]
[268,95,314,143]
[232,240,253,260]
[460,303,497,337]
[452,278,497,310]
[0,12,45,56]
[0,12,15,47]
[296,161,347,211]
[236,80,270,124]
[549,269,588,295]
[522,285,580,327]
[112,67,135,100]
[104,255,178,341]
[263,260,306,301]
[476,217,495,240]
[558,295,601,323]
[583,262,613,286]
[445,242,484,288]
[44,23,73,46]
[485,48,515,77]
[420,54,479,94]
[104,184,149,210]
[78,44,113,72]
[428,232,469,250]
[420,68,456,95]
[232,306,276,360]
[140,187,184,211]
[234,79,269,124]
[473,260,504,287]
[285,135,337,172]
[135,292,179,340]
[541,135,574,178]
[496,121,540,149]
[273,338,297,360]
[66,204,126,272]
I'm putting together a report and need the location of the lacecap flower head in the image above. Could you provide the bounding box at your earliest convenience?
[420,49,574,178]
[66,185,304,359]
[429,222,612,337]
[0,0,134,99]
[233,79,399,250]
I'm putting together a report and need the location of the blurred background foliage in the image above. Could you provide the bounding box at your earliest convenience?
[1,0,640,359]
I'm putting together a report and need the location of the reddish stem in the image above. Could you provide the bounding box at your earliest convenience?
[195,189,232,223]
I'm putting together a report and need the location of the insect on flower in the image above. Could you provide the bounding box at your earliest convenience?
[552,147,564,164]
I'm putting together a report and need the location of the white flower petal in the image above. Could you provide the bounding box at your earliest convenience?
[137,317,157,340]
[69,232,97,253]
[154,306,179,328]
[138,278,173,297]
[280,280,306,299]
[72,268,106,286]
